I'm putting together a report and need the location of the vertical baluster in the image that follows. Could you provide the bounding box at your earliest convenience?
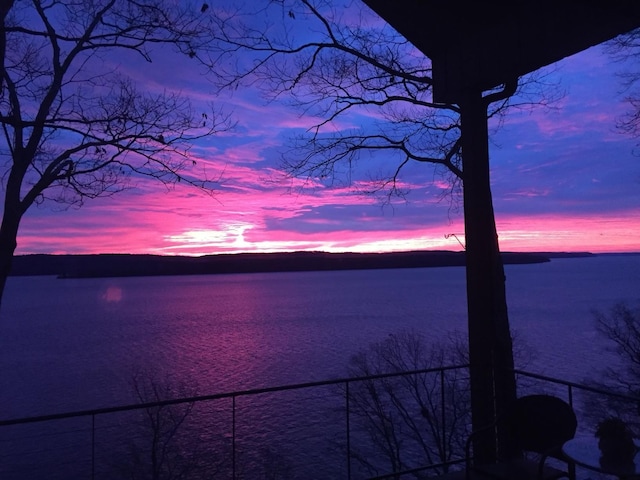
[440,368,446,466]
[91,414,95,480]
[346,380,351,480]
[232,396,236,480]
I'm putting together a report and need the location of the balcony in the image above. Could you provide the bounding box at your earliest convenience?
[0,366,635,479]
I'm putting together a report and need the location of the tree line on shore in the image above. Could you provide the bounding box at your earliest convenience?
[8,250,594,279]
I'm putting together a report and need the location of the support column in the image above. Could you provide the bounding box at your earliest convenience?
[459,89,517,464]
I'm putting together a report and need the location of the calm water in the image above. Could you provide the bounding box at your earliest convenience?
[0,255,638,418]
[0,255,638,478]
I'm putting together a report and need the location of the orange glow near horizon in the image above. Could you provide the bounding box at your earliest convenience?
[15,205,640,257]
[495,214,640,254]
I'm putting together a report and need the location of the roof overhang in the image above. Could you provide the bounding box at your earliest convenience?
[362,1,640,103]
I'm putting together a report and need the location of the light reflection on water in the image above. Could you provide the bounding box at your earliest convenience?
[1,256,639,416]
[1,266,471,416]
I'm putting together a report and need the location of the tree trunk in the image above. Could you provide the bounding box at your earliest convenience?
[460,90,517,464]
[0,192,22,310]
[0,1,15,94]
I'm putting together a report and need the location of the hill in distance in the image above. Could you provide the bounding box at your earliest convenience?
[9,250,595,279]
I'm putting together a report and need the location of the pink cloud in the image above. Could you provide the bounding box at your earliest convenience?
[495,212,640,253]
[502,188,551,200]
[10,21,640,260]
[16,175,640,256]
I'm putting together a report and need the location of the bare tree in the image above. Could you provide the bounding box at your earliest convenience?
[587,302,640,434]
[0,0,14,93]
[207,0,551,197]
[207,0,557,459]
[0,0,230,307]
[343,329,536,478]
[120,372,224,480]
[127,373,197,480]
[596,303,640,396]
[606,28,640,141]
[344,331,471,478]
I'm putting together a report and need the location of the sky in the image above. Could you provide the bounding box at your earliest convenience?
[10,4,640,256]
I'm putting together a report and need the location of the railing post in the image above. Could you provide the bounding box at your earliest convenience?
[346,380,351,480]
[440,368,446,468]
[91,414,95,480]
[232,396,236,480]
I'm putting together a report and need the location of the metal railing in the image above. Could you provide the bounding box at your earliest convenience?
[514,369,640,408]
[0,364,470,480]
[1,367,638,480]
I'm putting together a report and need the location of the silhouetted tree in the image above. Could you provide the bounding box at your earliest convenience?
[588,302,640,433]
[119,372,225,480]
[208,0,551,198]
[343,329,536,477]
[345,331,471,477]
[0,0,14,94]
[606,28,640,141]
[596,303,640,395]
[207,0,558,458]
[0,0,230,307]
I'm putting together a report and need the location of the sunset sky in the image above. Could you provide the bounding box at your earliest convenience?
[10,6,640,256]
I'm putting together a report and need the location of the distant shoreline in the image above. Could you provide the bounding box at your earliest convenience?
[8,250,600,279]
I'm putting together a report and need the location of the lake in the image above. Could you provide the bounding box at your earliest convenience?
[0,254,638,478]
